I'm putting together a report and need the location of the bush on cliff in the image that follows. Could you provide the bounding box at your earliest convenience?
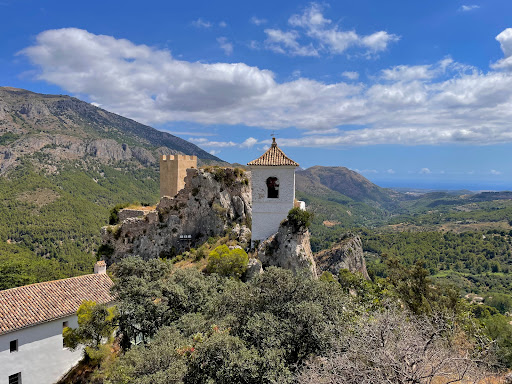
[286,207,313,231]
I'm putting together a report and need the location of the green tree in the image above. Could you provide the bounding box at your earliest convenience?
[483,314,512,367]
[485,293,512,314]
[63,301,117,361]
[286,207,313,231]
[111,257,172,347]
[205,245,248,279]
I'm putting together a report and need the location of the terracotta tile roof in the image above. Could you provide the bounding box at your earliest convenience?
[0,273,114,336]
[247,138,299,167]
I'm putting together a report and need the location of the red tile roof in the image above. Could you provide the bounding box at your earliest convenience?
[0,273,114,335]
[247,138,299,167]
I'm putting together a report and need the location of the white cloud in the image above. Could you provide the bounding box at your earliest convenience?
[420,168,432,174]
[248,40,260,50]
[492,28,512,70]
[189,137,260,149]
[490,169,502,175]
[355,169,378,174]
[264,29,318,57]
[217,37,233,55]
[250,16,267,26]
[381,64,436,81]
[386,169,395,174]
[460,5,480,12]
[192,18,212,28]
[263,3,399,57]
[342,71,359,80]
[189,138,238,148]
[241,137,258,148]
[19,27,512,149]
[219,21,227,28]
[209,149,220,155]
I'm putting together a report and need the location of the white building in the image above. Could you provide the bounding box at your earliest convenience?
[248,137,301,243]
[0,261,113,384]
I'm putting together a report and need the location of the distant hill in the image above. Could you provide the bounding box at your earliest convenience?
[0,87,222,289]
[297,166,400,210]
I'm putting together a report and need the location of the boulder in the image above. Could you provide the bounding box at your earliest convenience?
[314,234,369,279]
[244,258,263,281]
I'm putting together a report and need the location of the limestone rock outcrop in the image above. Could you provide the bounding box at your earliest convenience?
[244,258,263,280]
[101,167,251,264]
[314,234,369,279]
[256,219,317,278]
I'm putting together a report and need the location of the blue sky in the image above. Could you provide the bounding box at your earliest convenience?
[2,0,512,189]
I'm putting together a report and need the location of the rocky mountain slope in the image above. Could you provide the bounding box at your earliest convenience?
[0,87,220,174]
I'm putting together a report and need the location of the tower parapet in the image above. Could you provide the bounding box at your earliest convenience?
[160,154,197,198]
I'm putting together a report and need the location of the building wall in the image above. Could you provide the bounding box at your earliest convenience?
[160,155,197,198]
[0,315,81,384]
[250,166,296,242]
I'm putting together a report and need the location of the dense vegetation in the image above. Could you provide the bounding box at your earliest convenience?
[67,257,508,383]
[0,158,159,288]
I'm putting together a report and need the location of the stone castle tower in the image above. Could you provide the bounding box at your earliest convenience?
[160,155,197,197]
[248,138,299,243]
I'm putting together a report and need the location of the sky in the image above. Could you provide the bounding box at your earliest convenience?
[2,0,512,190]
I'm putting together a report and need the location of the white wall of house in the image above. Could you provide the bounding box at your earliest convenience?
[0,315,82,384]
[250,165,296,242]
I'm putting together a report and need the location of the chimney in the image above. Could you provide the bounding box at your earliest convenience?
[94,260,107,274]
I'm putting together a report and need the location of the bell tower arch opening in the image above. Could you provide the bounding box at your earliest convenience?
[266,177,279,198]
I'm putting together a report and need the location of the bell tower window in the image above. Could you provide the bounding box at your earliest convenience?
[266,177,279,198]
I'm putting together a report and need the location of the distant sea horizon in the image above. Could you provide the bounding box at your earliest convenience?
[375,179,512,192]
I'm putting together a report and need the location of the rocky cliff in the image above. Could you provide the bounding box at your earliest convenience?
[101,167,251,264]
[256,219,318,278]
[314,234,370,279]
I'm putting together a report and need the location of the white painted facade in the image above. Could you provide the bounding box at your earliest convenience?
[250,165,297,242]
[0,315,81,384]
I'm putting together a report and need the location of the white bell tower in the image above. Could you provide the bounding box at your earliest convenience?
[248,138,299,243]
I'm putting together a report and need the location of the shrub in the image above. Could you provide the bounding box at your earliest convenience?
[286,207,313,230]
[206,245,248,278]
[212,203,228,216]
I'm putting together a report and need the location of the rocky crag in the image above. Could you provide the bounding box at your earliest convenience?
[314,234,369,279]
[256,219,318,278]
[101,167,251,264]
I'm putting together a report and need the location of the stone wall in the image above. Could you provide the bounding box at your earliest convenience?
[118,209,147,221]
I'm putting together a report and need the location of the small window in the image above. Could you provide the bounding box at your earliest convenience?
[10,339,18,353]
[9,372,21,384]
[266,177,279,198]
[63,321,69,329]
